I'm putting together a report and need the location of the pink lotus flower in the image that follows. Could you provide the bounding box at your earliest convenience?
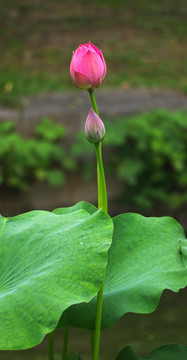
[70,42,107,90]
[85,108,105,143]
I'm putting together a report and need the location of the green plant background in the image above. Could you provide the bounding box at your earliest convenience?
[1,109,186,212]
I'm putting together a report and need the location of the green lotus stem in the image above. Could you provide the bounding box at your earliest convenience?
[48,331,55,360]
[89,89,108,360]
[89,90,108,213]
[89,89,99,116]
[95,142,108,212]
[61,326,69,360]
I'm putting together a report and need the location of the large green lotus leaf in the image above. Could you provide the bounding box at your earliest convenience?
[53,201,97,215]
[116,344,187,360]
[0,207,113,350]
[178,239,187,267]
[59,213,187,330]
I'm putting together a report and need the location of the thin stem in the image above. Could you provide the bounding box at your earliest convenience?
[48,331,55,360]
[95,142,108,212]
[92,285,104,360]
[61,326,69,360]
[89,89,99,115]
[89,89,108,360]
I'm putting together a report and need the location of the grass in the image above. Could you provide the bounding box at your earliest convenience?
[0,0,187,106]
[0,68,72,107]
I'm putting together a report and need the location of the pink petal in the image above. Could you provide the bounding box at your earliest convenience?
[88,42,101,56]
[73,46,89,73]
[70,54,75,79]
[100,51,107,77]
[77,50,105,84]
[87,42,107,76]
[91,78,102,89]
[75,44,89,58]
[86,45,107,79]
[73,71,92,89]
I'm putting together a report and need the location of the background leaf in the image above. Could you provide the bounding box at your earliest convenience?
[59,213,187,330]
[66,351,83,360]
[116,344,187,360]
[116,346,140,360]
[0,204,113,350]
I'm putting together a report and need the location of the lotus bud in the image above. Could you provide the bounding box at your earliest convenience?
[70,41,107,90]
[85,108,105,144]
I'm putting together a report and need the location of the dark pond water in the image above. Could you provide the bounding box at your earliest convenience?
[1,287,187,360]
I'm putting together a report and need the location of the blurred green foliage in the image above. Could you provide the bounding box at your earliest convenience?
[0,109,187,211]
[72,109,187,210]
[0,118,76,190]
